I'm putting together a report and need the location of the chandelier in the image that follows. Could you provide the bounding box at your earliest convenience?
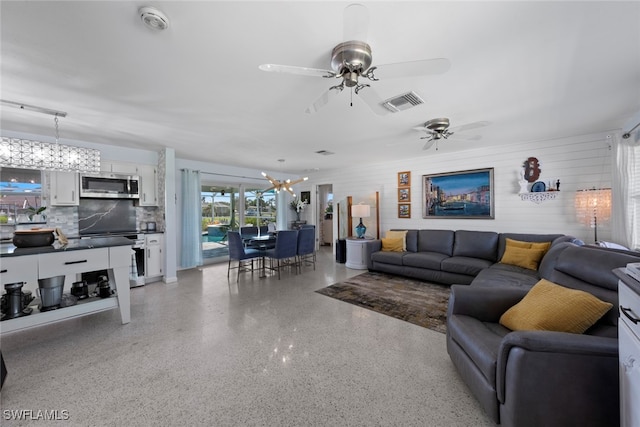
[261,172,308,197]
[0,100,101,173]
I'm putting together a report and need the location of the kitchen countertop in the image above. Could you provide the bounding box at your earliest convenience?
[0,236,133,257]
[615,267,640,296]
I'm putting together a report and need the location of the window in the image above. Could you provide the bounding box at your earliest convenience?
[244,189,276,227]
[0,167,43,222]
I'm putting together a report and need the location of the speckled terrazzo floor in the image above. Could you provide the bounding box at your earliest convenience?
[0,247,494,426]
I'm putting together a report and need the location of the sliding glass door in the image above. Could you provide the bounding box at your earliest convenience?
[201,185,238,260]
[200,184,279,262]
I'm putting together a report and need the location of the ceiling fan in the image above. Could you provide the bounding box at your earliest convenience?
[258,3,451,115]
[412,118,490,150]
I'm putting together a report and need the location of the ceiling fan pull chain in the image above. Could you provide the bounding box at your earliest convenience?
[350,88,353,107]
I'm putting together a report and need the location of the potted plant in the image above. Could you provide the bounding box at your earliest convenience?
[26,204,46,222]
[324,202,333,219]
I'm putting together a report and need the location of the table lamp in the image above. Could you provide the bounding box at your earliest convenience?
[351,204,371,238]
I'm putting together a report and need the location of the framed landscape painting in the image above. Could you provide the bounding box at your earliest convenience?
[398,188,411,202]
[398,204,411,218]
[397,171,411,187]
[422,168,494,219]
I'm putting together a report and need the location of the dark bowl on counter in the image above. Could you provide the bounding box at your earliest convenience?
[12,229,55,248]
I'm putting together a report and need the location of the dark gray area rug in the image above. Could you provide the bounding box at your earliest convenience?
[316,272,451,333]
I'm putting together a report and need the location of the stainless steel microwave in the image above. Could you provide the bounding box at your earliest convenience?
[80,174,140,199]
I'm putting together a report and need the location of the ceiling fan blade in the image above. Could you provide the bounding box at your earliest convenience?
[305,86,342,114]
[422,140,436,150]
[263,185,276,192]
[343,3,369,42]
[258,64,336,78]
[449,133,482,141]
[449,120,490,133]
[412,126,437,134]
[374,58,451,79]
[357,87,390,116]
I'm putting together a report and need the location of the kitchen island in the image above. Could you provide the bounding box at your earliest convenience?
[0,237,132,334]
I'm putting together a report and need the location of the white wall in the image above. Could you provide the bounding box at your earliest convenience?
[301,130,617,245]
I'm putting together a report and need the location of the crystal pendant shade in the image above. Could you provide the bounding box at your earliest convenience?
[0,137,101,173]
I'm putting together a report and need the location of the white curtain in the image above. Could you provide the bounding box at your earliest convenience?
[181,168,203,268]
[612,133,640,250]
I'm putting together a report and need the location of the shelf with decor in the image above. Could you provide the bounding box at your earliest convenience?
[519,192,558,204]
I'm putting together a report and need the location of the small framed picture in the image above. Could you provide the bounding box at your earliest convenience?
[398,188,411,202]
[398,204,411,218]
[300,191,311,204]
[398,171,411,188]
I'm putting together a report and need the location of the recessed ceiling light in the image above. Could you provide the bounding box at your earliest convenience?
[139,6,169,31]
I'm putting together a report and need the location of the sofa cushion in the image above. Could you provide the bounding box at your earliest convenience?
[554,245,640,292]
[371,250,404,266]
[381,237,404,252]
[499,238,551,270]
[471,263,540,288]
[453,230,499,261]
[500,246,547,270]
[497,233,567,259]
[448,314,511,384]
[386,230,408,251]
[442,256,493,276]
[499,279,613,334]
[417,230,454,255]
[392,229,418,252]
[402,252,449,270]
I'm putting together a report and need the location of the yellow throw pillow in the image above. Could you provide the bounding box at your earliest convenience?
[499,279,613,334]
[505,238,551,251]
[386,230,408,251]
[500,238,552,270]
[381,237,404,252]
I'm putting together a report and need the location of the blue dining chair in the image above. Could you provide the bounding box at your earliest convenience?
[296,226,316,273]
[265,230,298,279]
[227,231,262,282]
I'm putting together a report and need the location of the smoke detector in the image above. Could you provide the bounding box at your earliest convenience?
[139,6,169,31]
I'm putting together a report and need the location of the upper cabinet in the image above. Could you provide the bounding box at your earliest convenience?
[100,161,138,176]
[137,164,158,206]
[50,171,79,206]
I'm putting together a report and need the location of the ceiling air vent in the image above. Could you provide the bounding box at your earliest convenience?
[315,150,335,156]
[381,91,425,113]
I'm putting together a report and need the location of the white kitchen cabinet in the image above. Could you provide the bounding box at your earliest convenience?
[619,273,640,427]
[138,164,158,206]
[145,233,163,279]
[49,171,79,206]
[0,255,39,292]
[0,243,132,335]
[100,161,138,175]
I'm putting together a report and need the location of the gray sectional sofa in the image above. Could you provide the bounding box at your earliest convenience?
[364,229,640,427]
[366,229,574,285]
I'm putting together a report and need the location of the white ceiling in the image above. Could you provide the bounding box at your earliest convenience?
[1,1,639,175]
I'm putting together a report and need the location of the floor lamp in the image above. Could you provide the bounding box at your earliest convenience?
[575,188,612,243]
